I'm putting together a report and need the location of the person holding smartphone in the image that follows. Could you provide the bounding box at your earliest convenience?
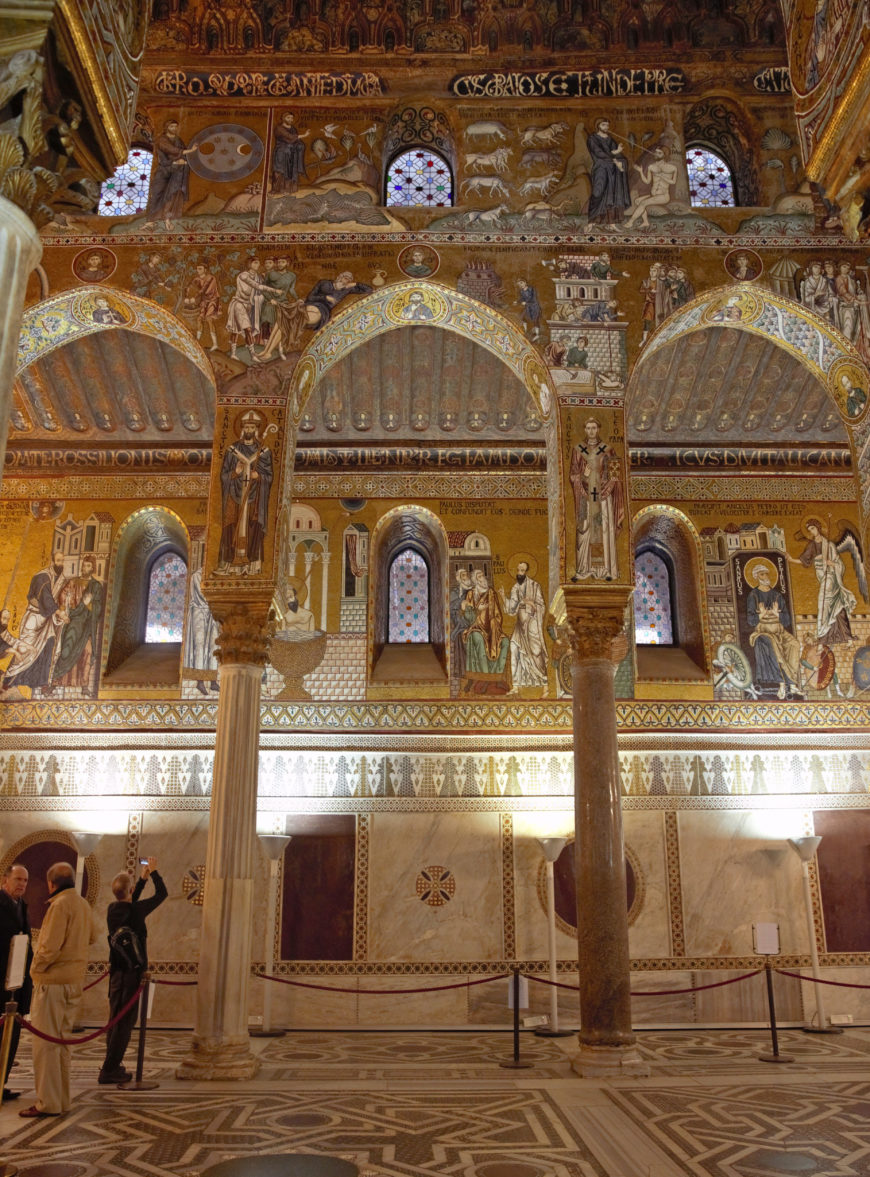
[98,857,167,1085]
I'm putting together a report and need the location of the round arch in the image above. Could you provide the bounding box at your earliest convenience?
[367,503,450,682]
[286,280,564,598]
[16,287,214,386]
[102,506,190,683]
[627,283,870,520]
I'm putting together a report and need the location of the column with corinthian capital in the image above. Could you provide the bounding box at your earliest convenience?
[561,584,648,1078]
[0,197,42,479]
[177,606,270,1079]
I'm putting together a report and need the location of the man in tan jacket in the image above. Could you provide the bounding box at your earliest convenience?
[19,861,97,1118]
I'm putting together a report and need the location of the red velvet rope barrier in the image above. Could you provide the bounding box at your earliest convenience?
[527,969,765,995]
[150,978,197,986]
[83,971,109,991]
[16,984,143,1046]
[775,968,870,990]
[257,972,511,995]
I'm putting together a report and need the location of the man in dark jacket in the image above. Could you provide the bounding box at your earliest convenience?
[0,863,31,1099]
[98,857,167,1084]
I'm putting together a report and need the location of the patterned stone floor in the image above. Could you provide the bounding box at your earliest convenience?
[3,1028,870,1177]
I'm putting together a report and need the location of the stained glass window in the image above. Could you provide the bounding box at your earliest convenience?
[388,549,429,642]
[145,553,187,643]
[386,149,452,208]
[686,146,736,208]
[634,550,673,646]
[98,148,153,215]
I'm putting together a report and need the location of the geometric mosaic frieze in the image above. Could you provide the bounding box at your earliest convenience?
[1,748,870,799]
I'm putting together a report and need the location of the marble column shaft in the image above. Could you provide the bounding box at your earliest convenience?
[0,197,42,480]
[178,612,268,1079]
[564,591,648,1077]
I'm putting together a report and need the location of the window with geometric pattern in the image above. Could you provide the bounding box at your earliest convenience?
[386,148,453,208]
[685,146,736,208]
[98,148,153,215]
[388,548,430,642]
[145,552,188,643]
[634,549,674,646]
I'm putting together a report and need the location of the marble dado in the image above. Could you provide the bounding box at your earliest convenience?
[1,747,869,799]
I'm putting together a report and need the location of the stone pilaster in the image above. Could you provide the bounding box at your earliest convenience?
[0,197,42,483]
[560,584,648,1078]
[177,606,270,1080]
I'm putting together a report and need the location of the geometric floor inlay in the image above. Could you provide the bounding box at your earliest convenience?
[7,1029,870,1176]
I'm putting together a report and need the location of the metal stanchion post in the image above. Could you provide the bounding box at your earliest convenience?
[500,968,533,1070]
[119,977,159,1091]
[758,963,794,1064]
[1,1004,21,1175]
[0,1001,17,1102]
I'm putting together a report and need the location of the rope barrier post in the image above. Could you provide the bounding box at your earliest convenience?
[119,977,159,1092]
[758,963,794,1064]
[500,969,533,1070]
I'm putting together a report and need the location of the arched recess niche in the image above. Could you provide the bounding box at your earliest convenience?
[284,282,564,601]
[633,505,711,683]
[626,284,870,520]
[102,506,190,688]
[368,505,449,686]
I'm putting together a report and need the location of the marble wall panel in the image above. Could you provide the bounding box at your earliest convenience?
[628,971,695,1025]
[512,811,575,962]
[357,974,470,1026]
[136,811,208,972]
[624,811,671,959]
[250,976,360,1028]
[679,810,807,958]
[693,967,803,1024]
[367,812,503,962]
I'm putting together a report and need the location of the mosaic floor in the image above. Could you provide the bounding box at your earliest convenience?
[4,1028,870,1177]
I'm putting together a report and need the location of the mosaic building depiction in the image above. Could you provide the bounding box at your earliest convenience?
[4,0,870,1116]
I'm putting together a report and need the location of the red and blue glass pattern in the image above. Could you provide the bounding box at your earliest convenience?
[686,147,735,208]
[388,549,429,642]
[634,550,673,646]
[98,149,153,215]
[145,553,187,643]
[386,149,452,208]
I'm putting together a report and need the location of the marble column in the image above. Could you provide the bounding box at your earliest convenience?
[177,607,269,1080]
[563,586,648,1078]
[0,196,42,481]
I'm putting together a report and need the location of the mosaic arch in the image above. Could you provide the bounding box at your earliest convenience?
[627,283,870,519]
[289,281,554,427]
[287,280,565,593]
[16,287,215,386]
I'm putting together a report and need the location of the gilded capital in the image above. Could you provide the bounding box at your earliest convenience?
[563,609,626,663]
[214,607,271,667]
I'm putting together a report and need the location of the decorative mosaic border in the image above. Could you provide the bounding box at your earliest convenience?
[291,472,547,499]
[631,475,856,503]
[355,813,369,962]
[2,698,870,733]
[501,814,516,960]
[6,747,870,799]
[125,812,141,876]
[664,813,686,958]
[0,476,211,500]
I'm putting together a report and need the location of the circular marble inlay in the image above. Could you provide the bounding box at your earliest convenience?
[416,865,455,906]
[201,1155,358,1177]
[18,1166,89,1177]
[279,1112,332,1127]
[754,1154,820,1173]
[475,1164,546,1177]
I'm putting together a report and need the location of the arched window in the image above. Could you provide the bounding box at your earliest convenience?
[145,553,188,643]
[634,549,674,646]
[98,148,153,215]
[388,549,429,642]
[685,145,736,208]
[386,148,453,208]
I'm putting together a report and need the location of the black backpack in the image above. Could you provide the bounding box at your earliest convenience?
[109,924,145,971]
